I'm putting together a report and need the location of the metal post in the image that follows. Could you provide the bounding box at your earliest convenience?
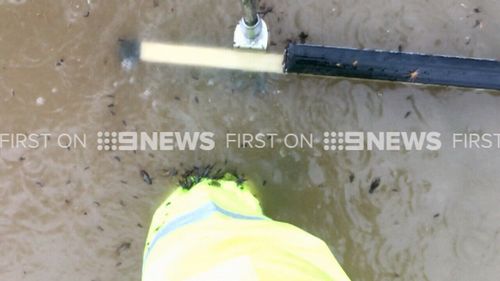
[233,0,269,50]
[240,0,258,26]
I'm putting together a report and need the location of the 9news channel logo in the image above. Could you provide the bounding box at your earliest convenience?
[322,131,442,151]
[97,131,215,151]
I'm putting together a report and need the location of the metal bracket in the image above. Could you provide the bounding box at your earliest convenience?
[233,16,269,50]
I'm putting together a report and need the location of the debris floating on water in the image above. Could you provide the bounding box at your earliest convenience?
[162,167,178,177]
[118,38,140,71]
[473,19,483,29]
[298,32,309,43]
[369,178,381,194]
[116,241,131,256]
[36,97,45,106]
[141,170,153,185]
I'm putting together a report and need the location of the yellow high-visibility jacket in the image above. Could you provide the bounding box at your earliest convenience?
[143,175,351,281]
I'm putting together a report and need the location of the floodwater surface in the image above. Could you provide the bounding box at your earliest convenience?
[1,0,500,280]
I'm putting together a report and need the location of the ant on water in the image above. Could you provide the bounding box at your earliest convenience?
[407,69,420,82]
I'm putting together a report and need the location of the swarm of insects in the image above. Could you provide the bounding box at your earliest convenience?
[178,164,246,190]
[179,164,220,190]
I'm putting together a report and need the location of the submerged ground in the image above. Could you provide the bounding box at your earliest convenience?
[0,0,499,280]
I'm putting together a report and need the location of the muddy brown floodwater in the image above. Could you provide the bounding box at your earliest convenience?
[1,0,500,280]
